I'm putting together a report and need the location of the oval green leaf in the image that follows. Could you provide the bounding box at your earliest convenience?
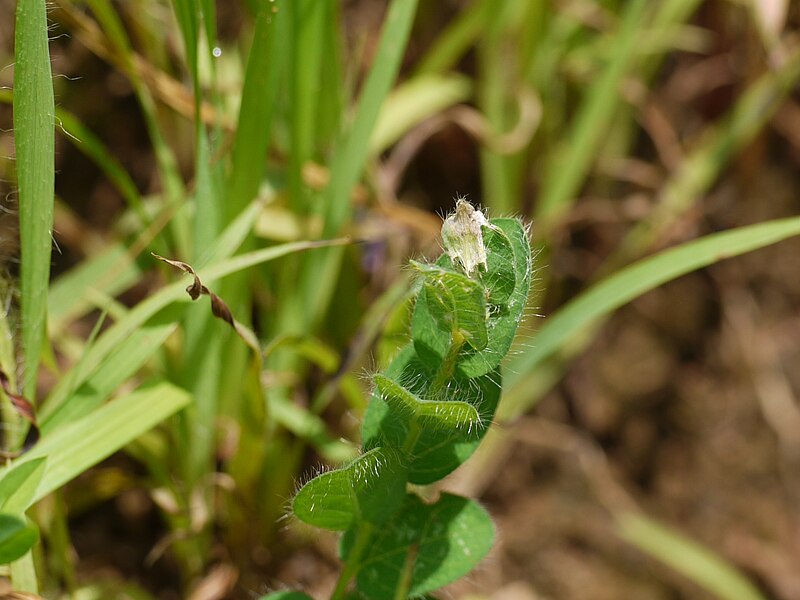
[481,224,516,305]
[411,262,488,351]
[292,447,406,530]
[363,346,501,484]
[373,374,483,435]
[341,493,494,599]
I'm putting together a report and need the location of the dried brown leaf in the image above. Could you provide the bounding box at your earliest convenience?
[152,253,261,358]
[152,253,206,299]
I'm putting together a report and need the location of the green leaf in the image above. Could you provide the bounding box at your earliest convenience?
[341,493,494,599]
[41,314,178,431]
[411,262,488,351]
[617,513,767,600]
[614,45,800,262]
[293,447,407,531]
[43,238,343,419]
[362,346,500,484]
[536,0,649,225]
[15,0,55,398]
[481,224,516,305]
[170,0,200,96]
[295,0,419,331]
[47,243,143,336]
[321,0,419,237]
[0,458,46,515]
[287,0,325,215]
[373,374,482,435]
[413,0,486,75]
[0,514,38,565]
[227,0,285,217]
[459,218,531,377]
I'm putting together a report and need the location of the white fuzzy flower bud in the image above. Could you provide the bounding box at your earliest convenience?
[441,199,494,276]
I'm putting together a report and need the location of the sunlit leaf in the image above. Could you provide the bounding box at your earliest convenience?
[293,447,406,531]
[0,458,46,515]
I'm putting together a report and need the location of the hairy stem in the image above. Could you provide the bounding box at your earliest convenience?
[393,542,419,600]
[430,330,466,394]
[402,419,422,454]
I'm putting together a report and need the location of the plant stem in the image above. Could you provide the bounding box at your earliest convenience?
[400,331,466,459]
[393,543,419,600]
[430,330,466,394]
[331,522,374,600]
[402,420,422,455]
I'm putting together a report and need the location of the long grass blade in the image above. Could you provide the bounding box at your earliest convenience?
[503,216,800,417]
[14,0,55,398]
[227,0,286,218]
[2,382,191,506]
[535,0,649,226]
[41,238,348,419]
[321,0,419,237]
[612,45,800,263]
[301,0,418,329]
[617,513,767,600]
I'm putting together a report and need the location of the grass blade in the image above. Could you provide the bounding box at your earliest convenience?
[370,73,472,155]
[413,0,488,76]
[4,382,191,506]
[227,0,286,218]
[300,0,418,330]
[613,45,800,262]
[41,318,178,431]
[321,0,419,237]
[42,238,348,419]
[503,216,800,417]
[535,0,649,226]
[288,0,325,215]
[617,513,767,600]
[47,243,142,336]
[14,0,55,398]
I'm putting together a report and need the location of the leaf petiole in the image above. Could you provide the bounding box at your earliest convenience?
[331,522,374,600]
[393,542,419,600]
[430,330,466,394]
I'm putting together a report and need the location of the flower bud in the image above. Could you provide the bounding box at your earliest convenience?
[441,199,493,276]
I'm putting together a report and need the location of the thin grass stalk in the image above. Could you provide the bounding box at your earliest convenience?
[300,0,419,331]
[217,3,287,545]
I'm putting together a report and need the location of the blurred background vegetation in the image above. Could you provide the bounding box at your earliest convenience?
[1,0,800,598]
